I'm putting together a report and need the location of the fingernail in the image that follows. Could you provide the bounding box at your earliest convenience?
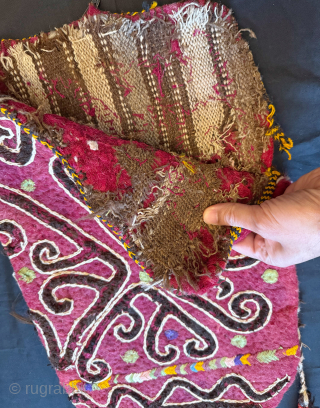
[203,207,218,225]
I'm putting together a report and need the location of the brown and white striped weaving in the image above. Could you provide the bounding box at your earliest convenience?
[0,1,270,174]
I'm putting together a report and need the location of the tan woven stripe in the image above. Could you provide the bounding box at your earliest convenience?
[61,39,95,124]
[164,59,199,157]
[108,29,156,146]
[178,26,225,160]
[92,30,133,137]
[139,24,185,153]
[7,43,51,113]
[26,42,61,115]
[211,11,269,169]
[160,62,183,152]
[138,35,168,149]
[2,58,30,104]
[69,30,122,135]
[140,23,190,155]
[34,35,89,124]
[206,24,229,114]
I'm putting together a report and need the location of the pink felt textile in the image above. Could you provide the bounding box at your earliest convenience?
[0,102,300,408]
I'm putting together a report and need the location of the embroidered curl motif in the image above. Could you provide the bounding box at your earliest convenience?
[177,291,272,333]
[31,279,272,386]
[0,134,281,406]
[30,283,218,382]
[48,156,122,248]
[31,270,128,369]
[50,157,82,200]
[0,219,27,258]
[0,117,36,166]
[0,179,276,407]
[216,277,234,300]
[225,256,260,271]
[70,375,289,407]
[76,284,218,383]
[0,184,128,274]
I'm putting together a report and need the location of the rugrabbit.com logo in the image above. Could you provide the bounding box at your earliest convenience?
[9,382,70,397]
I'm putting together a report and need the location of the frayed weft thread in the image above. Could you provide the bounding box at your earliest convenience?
[298,329,318,408]
[10,293,33,325]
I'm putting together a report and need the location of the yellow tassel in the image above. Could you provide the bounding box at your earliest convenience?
[267,104,275,127]
[266,126,279,137]
[279,137,293,160]
[266,104,293,160]
[273,132,284,141]
[280,137,293,150]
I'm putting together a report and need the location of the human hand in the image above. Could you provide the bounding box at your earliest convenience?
[203,168,320,267]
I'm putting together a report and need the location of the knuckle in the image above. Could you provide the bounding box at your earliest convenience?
[224,204,237,226]
[251,209,263,231]
[256,201,274,231]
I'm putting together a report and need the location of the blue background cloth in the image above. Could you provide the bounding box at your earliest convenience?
[0,1,319,406]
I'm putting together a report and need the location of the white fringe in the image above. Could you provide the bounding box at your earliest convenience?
[171,1,211,30]
[298,327,310,407]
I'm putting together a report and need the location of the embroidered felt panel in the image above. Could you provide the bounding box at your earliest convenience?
[0,99,299,407]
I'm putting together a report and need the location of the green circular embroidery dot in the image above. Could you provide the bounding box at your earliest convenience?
[139,271,153,284]
[262,269,279,284]
[121,350,139,364]
[231,335,247,349]
[21,179,35,192]
[18,267,36,284]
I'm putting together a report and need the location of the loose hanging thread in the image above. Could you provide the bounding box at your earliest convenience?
[228,103,293,252]
[266,104,294,160]
[297,329,318,408]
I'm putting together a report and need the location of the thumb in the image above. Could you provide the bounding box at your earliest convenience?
[203,202,262,233]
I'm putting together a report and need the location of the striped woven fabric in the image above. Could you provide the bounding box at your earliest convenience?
[0,1,271,172]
